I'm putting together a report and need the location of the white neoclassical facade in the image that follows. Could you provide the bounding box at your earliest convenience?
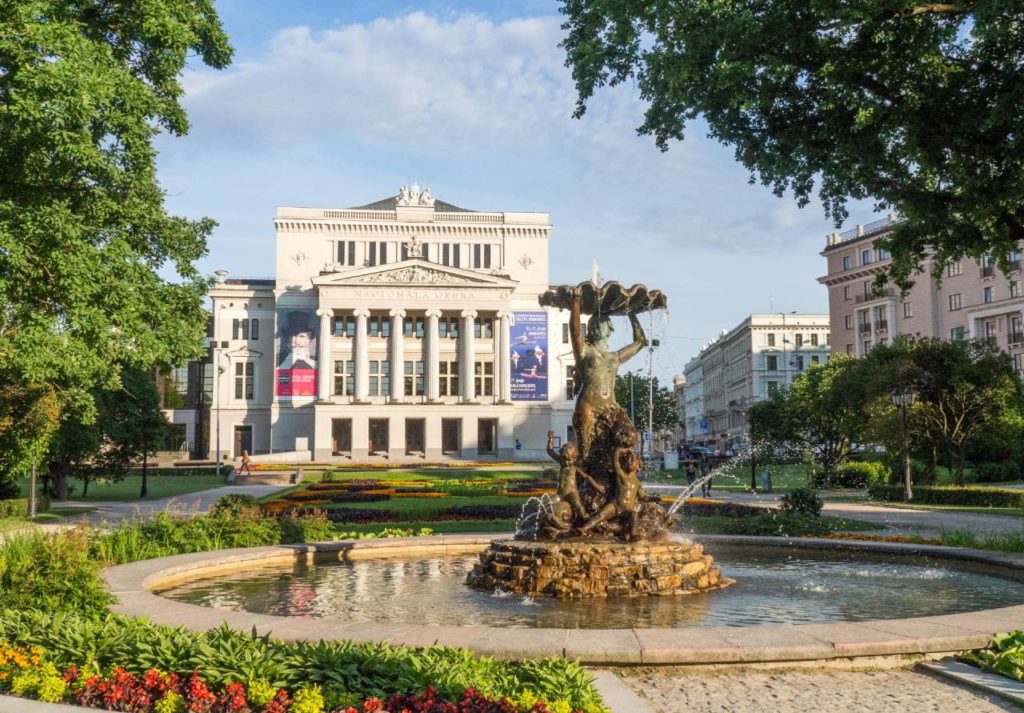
[189,185,579,462]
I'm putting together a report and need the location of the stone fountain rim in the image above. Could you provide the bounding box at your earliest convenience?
[104,533,1024,666]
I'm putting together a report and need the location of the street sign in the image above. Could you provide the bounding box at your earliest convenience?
[700,419,709,431]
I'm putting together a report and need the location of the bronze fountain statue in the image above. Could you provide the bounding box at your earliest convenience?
[467,280,732,597]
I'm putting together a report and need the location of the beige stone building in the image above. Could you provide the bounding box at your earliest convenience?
[683,314,831,448]
[819,215,1024,376]
[163,184,582,463]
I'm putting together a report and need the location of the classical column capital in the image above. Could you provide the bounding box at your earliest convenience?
[353,307,371,318]
[461,309,478,320]
[389,308,406,318]
[496,309,513,319]
[425,308,443,319]
[316,308,333,318]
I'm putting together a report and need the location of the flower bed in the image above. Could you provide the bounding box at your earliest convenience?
[0,611,605,713]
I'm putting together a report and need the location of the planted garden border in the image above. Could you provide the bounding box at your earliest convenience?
[105,534,1024,667]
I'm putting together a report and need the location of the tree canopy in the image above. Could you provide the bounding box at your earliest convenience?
[613,373,680,436]
[0,1,232,476]
[560,1,1024,287]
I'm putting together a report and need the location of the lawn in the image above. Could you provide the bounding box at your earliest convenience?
[17,474,228,502]
[644,462,813,491]
[337,519,517,535]
[680,513,878,536]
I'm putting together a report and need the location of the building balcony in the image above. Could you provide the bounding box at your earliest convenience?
[854,287,895,304]
[875,320,888,331]
[1010,332,1024,345]
[984,336,999,347]
[858,323,872,334]
[981,266,996,278]
[1010,260,1022,273]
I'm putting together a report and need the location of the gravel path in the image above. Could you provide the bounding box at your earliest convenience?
[615,667,1023,712]
[52,485,287,524]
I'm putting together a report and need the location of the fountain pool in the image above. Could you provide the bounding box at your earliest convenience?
[154,541,1024,630]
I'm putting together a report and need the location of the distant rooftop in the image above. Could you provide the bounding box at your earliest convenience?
[351,196,474,213]
[222,278,275,286]
[824,213,901,250]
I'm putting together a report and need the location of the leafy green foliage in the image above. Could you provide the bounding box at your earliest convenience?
[819,461,890,489]
[964,631,1024,682]
[0,0,232,463]
[0,495,49,518]
[973,461,1023,483]
[780,487,824,517]
[941,529,1024,553]
[613,373,679,434]
[0,529,112,618]
[869,484,1024,508]
[560,1,1024,289]
[0,611,604,710]
[684,512,840,537]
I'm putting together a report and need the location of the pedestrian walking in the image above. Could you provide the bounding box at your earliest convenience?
[685,460,696,487]
[700,453,712,497]
[238,450,252,476]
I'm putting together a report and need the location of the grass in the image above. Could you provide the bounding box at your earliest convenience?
[941,528,1024,552]
[680,513,878,536]
[336,519,516,534]
[645,462,813,491]
[867,501,1024,518]
[18,474,228,502]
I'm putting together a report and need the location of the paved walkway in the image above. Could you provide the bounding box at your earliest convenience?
[51,485,287,524]
[649,484,1024,535]
[617,667,1024,713]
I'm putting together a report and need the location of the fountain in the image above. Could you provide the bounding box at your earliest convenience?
[467,280,734,598]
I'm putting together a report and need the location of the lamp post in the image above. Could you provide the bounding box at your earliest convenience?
[647,337,660,459]
[890,386,916,502]
[213,270,228,478]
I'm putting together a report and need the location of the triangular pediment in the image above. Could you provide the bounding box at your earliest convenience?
[312,259,517,289]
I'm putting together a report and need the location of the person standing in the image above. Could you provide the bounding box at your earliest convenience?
[700,452,712,497]
[685,459,696,487]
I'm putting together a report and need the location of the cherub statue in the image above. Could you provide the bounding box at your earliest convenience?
[546,430,604,521]
[576,446,643,540]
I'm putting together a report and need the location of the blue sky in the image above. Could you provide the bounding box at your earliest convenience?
[158,0,874,380]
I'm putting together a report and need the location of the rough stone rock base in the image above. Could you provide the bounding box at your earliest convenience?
[466,538,734,597]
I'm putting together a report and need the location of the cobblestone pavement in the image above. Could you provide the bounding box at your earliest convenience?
[647,484,1024,535]
[615,667,1023,713]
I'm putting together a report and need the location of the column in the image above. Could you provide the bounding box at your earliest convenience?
[497,311,512,402]
[425,309,442,402]
[316,309,332,402]
[967,315,977,340]
[461,309,477,402]
[354,308,370,402]
[389,308,405,403]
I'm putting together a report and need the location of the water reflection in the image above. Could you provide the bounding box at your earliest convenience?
[156,545,1024,629]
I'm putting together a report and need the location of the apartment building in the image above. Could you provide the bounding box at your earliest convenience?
[683,314,831,448]
[819,215,1024,375]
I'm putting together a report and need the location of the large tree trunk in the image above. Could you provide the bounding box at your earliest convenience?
[47,461,69,500]
[951,445,966,486]
[140,449,148,499]
[81,475,89,498]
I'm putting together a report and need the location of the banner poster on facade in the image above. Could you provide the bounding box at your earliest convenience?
[510,311,548,401]
[275,309,318,399]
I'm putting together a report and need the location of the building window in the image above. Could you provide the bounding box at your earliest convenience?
[1011,316,1023,344]
[333,360,354,396]
[863,280,872,297]
[878,247,890,260]
[333,315,356,338]
[474,316,494,339]
[474,361,494,397]
[366,315,390,338]
[902,302,912,318]
[982,254,996,278]
[404,360,425,396]
[947,261,963,277]
[438,361,459,396]
[794,333,803,348]
[843,285,851,301]
[950,326,967,341]
[231,318,259,340]
[565,365,575,399]
[438,316,459,339]
[810,355,820,365]
[368,360,390,397]
[845,314,853,329]
[810,333,819,346]
[862,339,872,353]
[984,286,994,304]
[1014,353,1024,376]
[793,355,804,371]
[845,344,853,354]
[233,362,254,400]
[766,355,778,371]
[403,316,425,338]
[842,256,851,270]
[949,293,963,311]
[1011,281,1022,298]
[562,323,570,344]
[861,249,873,265]
[337,240,356,266]
[766,333,775,347]
[767,381,779,396]
[1009,250,1022,271]
[440,243,461,267]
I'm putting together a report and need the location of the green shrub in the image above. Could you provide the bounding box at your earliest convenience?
[685,512,835,536]
[814,461,889,488]
[780,487,823,517]
[963,630,1024,682]
[209,493,261,518]
[279,510,334,543]
[0,611,605,711]
[868,484,1024,508]
[0,496,50,518]
[0,529,112,618]
[973,461,1023,483]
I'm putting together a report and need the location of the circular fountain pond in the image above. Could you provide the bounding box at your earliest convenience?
[153,540,1024,629]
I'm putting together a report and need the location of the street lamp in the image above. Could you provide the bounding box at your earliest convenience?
[890,386,916,501]
[213,271,228,478]
[646,337,660,459]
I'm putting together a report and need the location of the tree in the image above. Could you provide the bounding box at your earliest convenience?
[613,373,680,440]
[748,355,869,483]
[560,2,1024,288]
[47,367,169,500]
[0,380,59,498]
[0,1,232,466]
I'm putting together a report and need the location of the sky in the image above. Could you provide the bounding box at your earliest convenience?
[157,0,876,382]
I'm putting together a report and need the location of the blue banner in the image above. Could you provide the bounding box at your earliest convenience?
[510,311,548,401]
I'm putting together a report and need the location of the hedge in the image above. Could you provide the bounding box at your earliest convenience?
[868,484,1024,508]
[0,496,50,518]
[815,461,889,489]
